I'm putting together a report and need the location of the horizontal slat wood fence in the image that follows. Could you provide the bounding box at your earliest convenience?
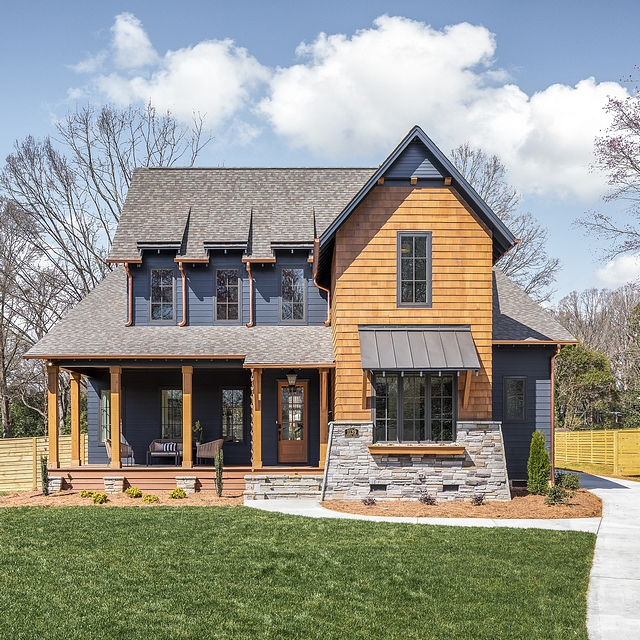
[555,429,640,476]
[0,434,88,492]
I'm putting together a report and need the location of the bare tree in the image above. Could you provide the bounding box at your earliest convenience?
[450,143,560,303]
[577,94,640,257]
[1,103,211,300]
[552,283,640,388]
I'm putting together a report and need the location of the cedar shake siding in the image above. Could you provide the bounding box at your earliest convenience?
[331,185,494,422]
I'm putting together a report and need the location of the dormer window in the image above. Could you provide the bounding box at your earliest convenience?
[216,269,240,321]
[397,232,432,307]
[150,268,175,321]
[281,268,306,321]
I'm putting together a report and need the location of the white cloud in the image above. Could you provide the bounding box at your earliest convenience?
[70,13,630,200]
[595,254,640,286]
[70,51,108,74]
[259,15,629,200]
[111,13,157,69]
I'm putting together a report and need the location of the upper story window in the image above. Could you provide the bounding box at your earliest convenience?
[281,268,306,322]
[216,269,240,321]
[397,232,432,307]
[504,377,526,422]
[150,268,175,321]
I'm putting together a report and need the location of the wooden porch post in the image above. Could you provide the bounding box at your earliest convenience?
[109,366,122,469]
[182,366,193,468]
[70,372,82,466]
[319,368,329,469]
[47,365,59,469]
[251,368,263,469]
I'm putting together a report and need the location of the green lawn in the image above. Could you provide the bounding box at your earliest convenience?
[0,506,594,640]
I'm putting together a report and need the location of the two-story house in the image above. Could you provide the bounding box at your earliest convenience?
[26,126,575,500]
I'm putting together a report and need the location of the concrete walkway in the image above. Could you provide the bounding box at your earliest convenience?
[580,473,640,640]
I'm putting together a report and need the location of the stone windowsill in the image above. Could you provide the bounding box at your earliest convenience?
[367,445,466,455]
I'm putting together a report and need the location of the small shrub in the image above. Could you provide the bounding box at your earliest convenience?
[91,492,108,504]
[214,448,224,498]
[545,484,572,506]
[527,430,551,495]
[168,487,186,499]
[40,456,49,496]
[555,471,580,492]
[142,493,159,504]
[125,486,142,498]
[362,496,376,506]
[79,490,94,498]
[418,492,436,505]
[471,494,485,506]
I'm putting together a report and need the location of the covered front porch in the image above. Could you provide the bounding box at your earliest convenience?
[45,358,332,483]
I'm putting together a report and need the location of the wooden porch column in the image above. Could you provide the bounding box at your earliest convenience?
[109,366,122,469]
[319,368,329,469]
[251,368,263,469]
[182,366,193,468]
[70,372,82,466]
[47,365,59,469]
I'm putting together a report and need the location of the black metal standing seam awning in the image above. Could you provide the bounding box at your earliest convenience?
[358,326,481,371]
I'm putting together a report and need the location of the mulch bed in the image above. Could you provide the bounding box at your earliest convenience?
[322,488,602,519]
[0,490,244,508]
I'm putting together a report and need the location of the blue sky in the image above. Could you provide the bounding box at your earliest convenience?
[1,1,639,301]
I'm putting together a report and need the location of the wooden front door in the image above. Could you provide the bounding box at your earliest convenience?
[277,381,308,463]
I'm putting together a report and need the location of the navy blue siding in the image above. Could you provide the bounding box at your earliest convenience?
[131,250,325,326]
[492,345,555,480]
[87,373,110,465]
[385,139,443,179]
[86,367,252,466]
[260,368,321,466]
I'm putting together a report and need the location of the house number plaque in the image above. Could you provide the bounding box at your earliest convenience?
[344,428,359,438]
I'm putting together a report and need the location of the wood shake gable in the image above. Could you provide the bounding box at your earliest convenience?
[321,126,516,422]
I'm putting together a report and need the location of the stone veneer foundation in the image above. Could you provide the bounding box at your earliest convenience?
[322,421,510,501]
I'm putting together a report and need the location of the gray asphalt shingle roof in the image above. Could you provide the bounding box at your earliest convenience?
[109,167,376,262]
[492,268,576,342]
[25,267,335,365]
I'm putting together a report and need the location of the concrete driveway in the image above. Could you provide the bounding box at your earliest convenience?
[580,473,640,639]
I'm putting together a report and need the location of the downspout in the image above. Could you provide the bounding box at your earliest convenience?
[550,343,561,485]
[312,238,331,326]
[245,262,254,328]
[178,262,187,327]
[124,263,133,327]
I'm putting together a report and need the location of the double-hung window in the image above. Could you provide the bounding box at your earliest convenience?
[374,372,454,442]
[221,388,244,443]
[281,268,305,321]
[216,269,240,321]
[161,389,182,439]
[397,232,432,307]
[150,268,175,321]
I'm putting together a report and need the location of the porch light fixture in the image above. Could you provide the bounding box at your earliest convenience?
[286,369,298,388]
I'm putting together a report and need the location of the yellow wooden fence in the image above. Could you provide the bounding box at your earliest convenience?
[0,434,88,492]
[555,429,640,476]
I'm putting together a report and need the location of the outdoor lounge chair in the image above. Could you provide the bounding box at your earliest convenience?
[196,439,224,465]
[104,436,135,466]
[146,439,183,466]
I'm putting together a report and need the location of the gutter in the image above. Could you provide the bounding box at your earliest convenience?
[320,422,334,502]
[178,263,187,327]
[124,263,133,327]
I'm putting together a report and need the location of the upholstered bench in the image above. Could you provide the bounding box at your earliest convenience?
[146,439,183,466]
